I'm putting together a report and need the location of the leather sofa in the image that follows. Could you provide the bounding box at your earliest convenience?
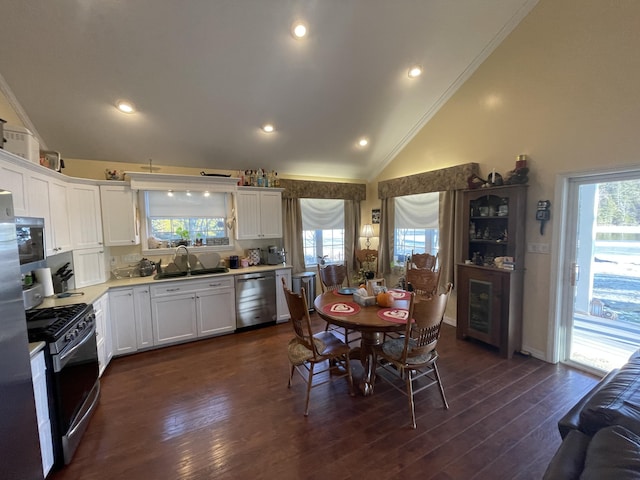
[543,350,640,479]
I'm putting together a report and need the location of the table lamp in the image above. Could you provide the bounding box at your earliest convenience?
[361,224,374,249]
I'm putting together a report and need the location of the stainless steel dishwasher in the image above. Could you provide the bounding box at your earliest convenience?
[234,271,277,329]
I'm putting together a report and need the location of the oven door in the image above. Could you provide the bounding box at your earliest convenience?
[51,324,100,463]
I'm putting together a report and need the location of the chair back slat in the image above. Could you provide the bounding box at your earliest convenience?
[317,263,349,292]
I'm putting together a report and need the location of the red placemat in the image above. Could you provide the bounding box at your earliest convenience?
[321,302,361,316]
[377,308,413,324]
[388,289,411,300]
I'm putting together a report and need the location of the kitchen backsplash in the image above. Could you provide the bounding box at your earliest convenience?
[109,238,283,271]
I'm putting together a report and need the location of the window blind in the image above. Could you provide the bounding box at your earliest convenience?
[146,191,227,217]
[395,192,439,229]
[300,198,344,230]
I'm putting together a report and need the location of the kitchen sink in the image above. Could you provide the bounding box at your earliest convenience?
[189,267,229,275]
[153,267,228,280]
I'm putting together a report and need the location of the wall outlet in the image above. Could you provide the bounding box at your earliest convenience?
[527,243,550,254]
[110,256,118,266]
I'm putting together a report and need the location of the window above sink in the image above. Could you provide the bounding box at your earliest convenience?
[128,172,238,256]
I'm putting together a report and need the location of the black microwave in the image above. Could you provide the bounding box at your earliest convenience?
[15,217,46,267]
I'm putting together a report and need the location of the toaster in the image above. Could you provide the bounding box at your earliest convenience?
[267,252,285,265]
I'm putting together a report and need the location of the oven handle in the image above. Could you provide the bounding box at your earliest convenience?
[66,380,100,443]
[54,324,97,372]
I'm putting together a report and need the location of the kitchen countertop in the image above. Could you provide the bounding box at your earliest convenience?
[29,341,46,358]
[34,264,293,309]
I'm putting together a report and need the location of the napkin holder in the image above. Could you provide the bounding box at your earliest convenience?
[353,292,376,307]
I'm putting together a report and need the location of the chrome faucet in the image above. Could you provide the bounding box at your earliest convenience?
[175,245,191,273]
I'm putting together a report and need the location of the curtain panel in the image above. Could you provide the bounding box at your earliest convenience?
[345,200,361,275]
[282,198,305,273]
[378,197,395,275]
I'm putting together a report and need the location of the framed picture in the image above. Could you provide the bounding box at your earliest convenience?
[372,209,380,224]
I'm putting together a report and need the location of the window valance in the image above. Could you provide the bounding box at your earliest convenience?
[378,163,478,199]
[279,179,366,201]
[126,172,238,193]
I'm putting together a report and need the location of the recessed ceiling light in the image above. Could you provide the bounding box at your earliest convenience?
[116,100,136,113]
[262,123,275,133]
[358,137,369,148]
[291,21,308,39]
[408,65,423,78]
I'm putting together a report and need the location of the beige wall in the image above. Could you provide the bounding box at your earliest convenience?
[0,90,24,126]
[371,0,640,358]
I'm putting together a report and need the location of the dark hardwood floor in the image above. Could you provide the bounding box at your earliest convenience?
[50,314,599,480]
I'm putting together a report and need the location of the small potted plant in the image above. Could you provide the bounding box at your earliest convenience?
[175,227,190,246]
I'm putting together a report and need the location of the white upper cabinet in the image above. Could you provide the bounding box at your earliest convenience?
[235,188,282,240]
[69,183,103,249]
[73,247,107,288]
[28,173,72,255]
[100,184,140,246]
[49,179,73,253]
[0,154,29,216]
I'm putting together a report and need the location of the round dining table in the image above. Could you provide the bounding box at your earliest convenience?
[313,290,411,396]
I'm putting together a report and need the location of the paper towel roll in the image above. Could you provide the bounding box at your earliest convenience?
[35,268,54,297]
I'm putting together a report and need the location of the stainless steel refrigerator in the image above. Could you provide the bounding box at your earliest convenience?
[0,189,43,479]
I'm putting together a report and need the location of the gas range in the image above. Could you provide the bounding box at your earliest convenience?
[26,302,100,467]
[26,303,95,354]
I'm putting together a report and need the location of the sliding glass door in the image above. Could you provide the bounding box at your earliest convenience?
[559,171,640,373]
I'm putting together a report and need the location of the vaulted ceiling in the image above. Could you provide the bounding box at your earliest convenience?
[0,1,538,180]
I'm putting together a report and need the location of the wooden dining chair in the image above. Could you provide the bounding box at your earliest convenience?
[355,248,379,276]
[405,267,441,297]
[281,277,355,416]
[372,283,453,428]
[316,263,349,292]
[408,252,438,271]
[317,263,360,345]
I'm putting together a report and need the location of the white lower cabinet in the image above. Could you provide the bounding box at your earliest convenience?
[151,285,198,346]
[196,278,236,337]
[94,292,112,376]
[109,286,153,356]
[134,286,153,350]
[31,350,54,477]
[151,277,235,346]
[275,268,292,323]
